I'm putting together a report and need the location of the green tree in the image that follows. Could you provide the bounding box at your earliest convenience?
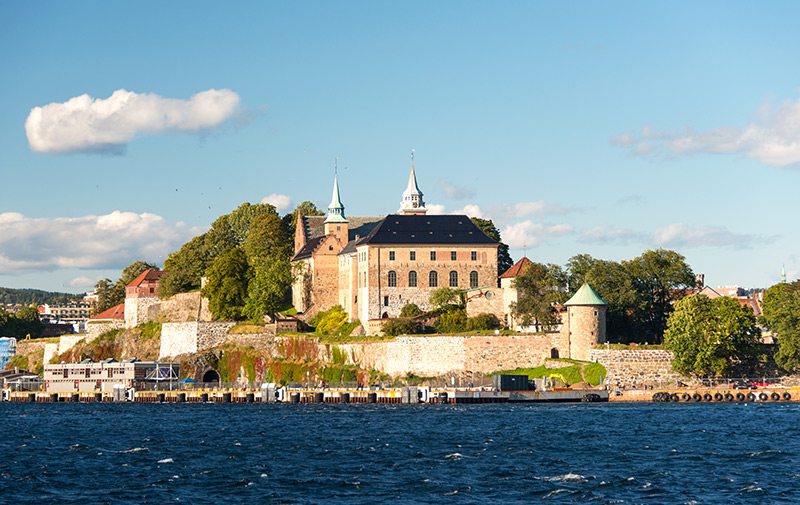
[566,254,645,343]
[761,280,800,372]
[157,270,200,299]
[163,234,212,285]
[663,295,761,376]
[429,287,463,309]
[623,249,695,343]
[243,258,293,321]
[243,212,292,262]
[471,217,514,277]
[283,201,324,237]
[510,262,562,330]
[400,303,421,318]
[202,248,250,320]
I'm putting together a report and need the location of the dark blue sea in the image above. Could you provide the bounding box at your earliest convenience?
[2,402,799,504]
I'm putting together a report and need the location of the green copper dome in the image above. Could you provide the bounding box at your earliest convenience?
[564,283,607,306]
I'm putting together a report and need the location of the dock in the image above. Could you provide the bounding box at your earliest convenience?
[2,386,608,404]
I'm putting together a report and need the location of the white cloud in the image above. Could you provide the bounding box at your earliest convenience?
[0,211,202,275]
[501,221,573,249]
[615,95,800,167]
[651,223,759,248]
[25,88,241,154]
[426,204,446,215]
[450,204,484,217]
[579,225,645,245]
[261,193,292,213]
[68,276,97,288]
[439,179,476,199]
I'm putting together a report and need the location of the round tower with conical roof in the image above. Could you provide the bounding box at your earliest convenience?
[564,283,607,361]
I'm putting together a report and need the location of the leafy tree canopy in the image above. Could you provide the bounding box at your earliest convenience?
[510,262,563,330]
[663,295,761,376]
[201,248,250,321]
[429,287,463,309]
[283,201,324,237]
[761,280,800,372]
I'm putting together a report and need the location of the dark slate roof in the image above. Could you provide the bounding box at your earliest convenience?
[339,240,358,255]
[303,215,384,242]
[292,236,325,261]
[359,215,497,245]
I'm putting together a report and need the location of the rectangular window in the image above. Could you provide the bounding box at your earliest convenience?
[471,250,477,261]
[451,251,457,261]
[430,251,436,261]
[384,296,389,306]
[389,251,395,261]
[410,250,416,261]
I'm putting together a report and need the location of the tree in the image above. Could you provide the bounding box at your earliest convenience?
[243,258,293,321]
[471,217,514,277]
[510,262,561,330]
[400,303,421,318]
[157,270,200,300]
[761,280,800,372]
[429,287,462,309]
[202,248,250,321]
[663,295,761,376]
[283,201,324,237]
[163,234,212,284]
[243,212,292,263]
[566,254,645,343]
[623,249,695,343]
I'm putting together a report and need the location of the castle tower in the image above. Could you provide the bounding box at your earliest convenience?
[398,150,427,215]
[564,283,607,361]
[323,165,349,244]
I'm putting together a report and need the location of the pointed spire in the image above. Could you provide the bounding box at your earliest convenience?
[782,264,787,284]
[324,158,347,224]
[398,149,427,214]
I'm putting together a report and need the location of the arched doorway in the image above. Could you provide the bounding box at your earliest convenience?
[550,348,559,359]
[382,312,389,319]
[202,369,220,383]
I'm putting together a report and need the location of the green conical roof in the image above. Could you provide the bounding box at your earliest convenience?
[564,283,607,306]
[324,170,348,224]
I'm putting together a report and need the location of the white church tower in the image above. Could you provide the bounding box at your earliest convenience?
[398,150,427,215]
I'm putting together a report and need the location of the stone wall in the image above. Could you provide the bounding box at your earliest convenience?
[86,320,124,342]
[160,322,201,358]
[125,296,161,328]
[590,349,682,388]
[153,291,211,322]
[336,333,569,377]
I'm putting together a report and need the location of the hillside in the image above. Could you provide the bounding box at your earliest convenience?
[0,287,80,306]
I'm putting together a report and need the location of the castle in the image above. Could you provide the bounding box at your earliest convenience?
[291,159,608,361]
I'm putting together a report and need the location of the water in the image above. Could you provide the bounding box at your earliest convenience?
[2,402,799,504]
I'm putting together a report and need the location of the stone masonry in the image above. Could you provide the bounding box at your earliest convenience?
[590,349,682,388]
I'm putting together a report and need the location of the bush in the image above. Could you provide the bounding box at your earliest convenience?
[382,318,418,336]
[310,305,349,335]
[435,308,468,334]
[400,303,421,318]
[467,313,501,331]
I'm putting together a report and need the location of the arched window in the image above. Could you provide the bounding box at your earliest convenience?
[550,348,559,359]
[449,270,458,287]
[388,271,397,287]
[469,271,479,288]
[429,270,438,287]
[409,271,417,287]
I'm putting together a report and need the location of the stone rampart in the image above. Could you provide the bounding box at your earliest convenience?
[86,320,124,342]
[153,291,211,323]
[590,348,682,388]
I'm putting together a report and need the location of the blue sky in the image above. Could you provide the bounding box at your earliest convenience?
[1,1,799,294]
